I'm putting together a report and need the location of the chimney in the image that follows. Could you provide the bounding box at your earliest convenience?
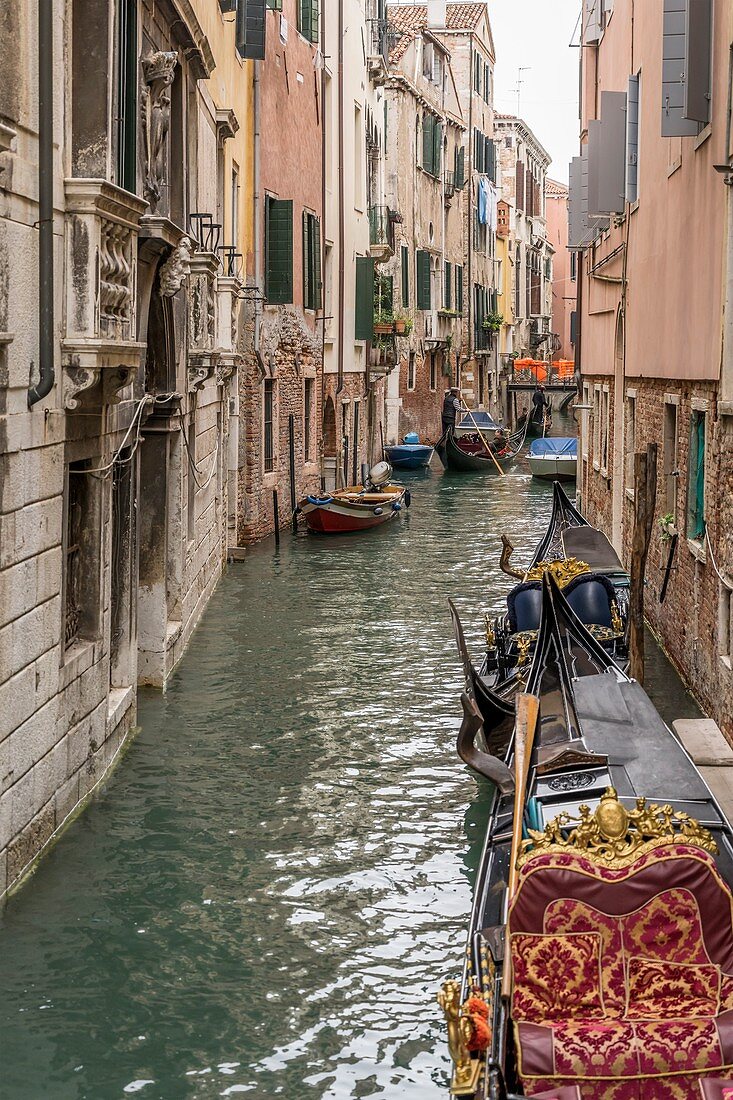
[426,0,446,27]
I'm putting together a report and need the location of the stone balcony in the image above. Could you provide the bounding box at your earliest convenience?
[62,179,147,410]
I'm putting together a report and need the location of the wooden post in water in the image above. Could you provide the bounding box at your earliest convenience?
[272,488,280,547]
[629,443,657,684]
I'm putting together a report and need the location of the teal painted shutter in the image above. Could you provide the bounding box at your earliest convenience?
[355,256,375,340]
[416,250,431,309]
[444,261,452,309]
[302,210,310,309]
[266,198,293,303]
[401,245,409,307]
[456,265,463,311]
[312,216,322,309]
[687,412,706,539]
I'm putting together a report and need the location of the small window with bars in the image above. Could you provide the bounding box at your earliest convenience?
[64,461,100,650]
[304,378,314,462]
[407,351,416,391]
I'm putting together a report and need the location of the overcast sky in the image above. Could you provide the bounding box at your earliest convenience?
[488,0,581,182]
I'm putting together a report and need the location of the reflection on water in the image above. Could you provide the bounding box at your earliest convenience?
[0,439,697,1099]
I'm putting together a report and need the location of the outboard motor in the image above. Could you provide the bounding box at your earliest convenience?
[366,461,392,489]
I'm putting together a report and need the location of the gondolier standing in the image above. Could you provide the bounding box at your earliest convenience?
[442,387,463,433]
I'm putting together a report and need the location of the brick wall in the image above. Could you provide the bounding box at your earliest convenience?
[398,352,445,443]
[582,373,733,742]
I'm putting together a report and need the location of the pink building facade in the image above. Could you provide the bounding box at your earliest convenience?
[573,0,733,739]
[545,179,572,362]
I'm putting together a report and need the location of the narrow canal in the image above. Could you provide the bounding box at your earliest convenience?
[0,448,701,1100]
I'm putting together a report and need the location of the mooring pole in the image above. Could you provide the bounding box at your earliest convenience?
[629,442,657,684]
[273,488,280,547]
[288,414,298,531]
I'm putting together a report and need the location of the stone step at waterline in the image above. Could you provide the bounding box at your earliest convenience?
[674,718,733,829]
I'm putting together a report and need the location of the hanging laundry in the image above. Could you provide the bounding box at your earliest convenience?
[478,176,490,225]
[487,180,498,232]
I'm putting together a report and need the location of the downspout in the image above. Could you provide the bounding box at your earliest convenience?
[28,0,55,407]
[319,3,327,487]
[253,60,261,351]
[466,32,473,373]
[336,0,345,398]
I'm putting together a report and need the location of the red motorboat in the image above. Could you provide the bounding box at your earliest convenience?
[299,462,409,535]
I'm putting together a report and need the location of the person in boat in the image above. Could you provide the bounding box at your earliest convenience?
[441,387,463,433]
[491,428,508,454]
[516,406,528,431]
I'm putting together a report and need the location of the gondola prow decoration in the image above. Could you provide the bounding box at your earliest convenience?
[437,979,488,1096]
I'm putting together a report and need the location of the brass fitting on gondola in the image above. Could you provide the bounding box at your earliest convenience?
[610,599,623,635]
[437,980,483,1096]
[484,613,495,648]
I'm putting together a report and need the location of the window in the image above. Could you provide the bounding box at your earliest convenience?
[687,409,706,541]
[444,261,452,310]
[455,265,463,312]
[64,461,100,650]
[719,584,733,665]
[473,51,482,93]
[429,354,437,391]
[374,272,393,316]
[663,400,678,515]
[264,379,276,473]
[483,62,490,104]
[407,351,416,390]
[416,250,431,310]
[304,378,314,461]
[454,145,465,189]
[265,196,293,304]
[473,127,484,174]
[600,389,609,473]
[302,211,322,311]
[297,0,319,42]
[401,245,409,307]
[422,113,441,177]
[354,105,364,210]
[355,255,375,340]
[351,401,360,484]
[115,0,137,192]
[231,164,240,245]
[266,0,283,9]
[570,252,577,282]
[593,386,601,465]
[625,392,636,487]
[236,0,267,60]
[581,383,590,460]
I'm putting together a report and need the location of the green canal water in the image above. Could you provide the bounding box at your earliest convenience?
[0,457,701,1100]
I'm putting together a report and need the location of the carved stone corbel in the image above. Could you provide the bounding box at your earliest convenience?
[63,365,100,411]
[159,237,192,297]
[141,50,178,212]
[187,351,219,392]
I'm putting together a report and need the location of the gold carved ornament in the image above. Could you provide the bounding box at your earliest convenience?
[523,557,590,588]
[517,786,718,870]
[484,613,495,648]
[610,599,623,635]
[437,978,490,1096]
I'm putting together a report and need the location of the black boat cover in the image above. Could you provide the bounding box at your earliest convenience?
[562,526,626,575]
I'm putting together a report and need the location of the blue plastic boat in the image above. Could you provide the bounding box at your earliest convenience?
[384,432,434,469]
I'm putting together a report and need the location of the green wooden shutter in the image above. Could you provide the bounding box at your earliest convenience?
[444,261,452,309]
[312,216,322,309]
[401,245,409,307]
[236,0,266,60]
[416,250,431,310]
[302,210,310,309]
[474,128,483,174]
[433,121,442,178]
[309,0,319,42]
[266,198,293,303]
[456,265,463,312]
[422,114,433,174]
[455,146,465,189]
[687,412,706,540]
[355,256,375,340]
[487,138,496,182]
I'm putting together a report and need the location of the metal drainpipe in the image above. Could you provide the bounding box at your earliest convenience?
[319,7,327,488]
[336,0,345,399]
[466,33,473,370]
[28,0,55,408]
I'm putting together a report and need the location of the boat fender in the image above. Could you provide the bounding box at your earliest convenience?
[391,502,401,511]
[373,506,384,516]
[404,489,411,508]
[307,495,333,506]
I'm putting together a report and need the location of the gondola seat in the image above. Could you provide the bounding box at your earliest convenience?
[506,573,618,635]
[509,837,733,1100]
[699,1081,733,1098]
[507,582,546,633]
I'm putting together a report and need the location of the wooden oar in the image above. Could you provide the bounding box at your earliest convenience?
[502,691,541,998]
[462,406,506,476]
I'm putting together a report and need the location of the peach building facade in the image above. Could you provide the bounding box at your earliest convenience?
[573,0,733,739]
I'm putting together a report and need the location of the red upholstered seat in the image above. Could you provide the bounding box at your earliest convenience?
[699,1079,733,1098]
[509,844,733,1100]
[528,1087,582,1100]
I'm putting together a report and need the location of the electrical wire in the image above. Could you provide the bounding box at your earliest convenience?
[178,411,221,491]
[705,524,733,591]
[70,392,182,479]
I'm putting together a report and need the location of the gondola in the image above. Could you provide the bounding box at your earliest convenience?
[525,403,552,440]
[440,574,733,1100]
[450,484,630,754]
[436,422,527,473]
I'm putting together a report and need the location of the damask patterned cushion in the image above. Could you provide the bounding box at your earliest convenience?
[634,1018,724,1074]
[621,889,710,966]
[511,932,605,1023]
[626,957,721,1020]
[544,898,626,1016]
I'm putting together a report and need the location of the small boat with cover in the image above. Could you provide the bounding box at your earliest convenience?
[526,436,577,482]
[449,483,630,754]
[299,461,409,534]
[436,417,527,473]
[439,574,733,1100]
[384,432,434,469]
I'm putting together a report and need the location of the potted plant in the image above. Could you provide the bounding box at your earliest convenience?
[394,313,412,336]
[373,310,394,335]
[660,512,677,541]
[482,310,504,333]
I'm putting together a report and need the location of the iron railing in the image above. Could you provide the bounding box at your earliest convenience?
[189,213,222,253]
[367,18,395,62]
[369,204,391,248]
